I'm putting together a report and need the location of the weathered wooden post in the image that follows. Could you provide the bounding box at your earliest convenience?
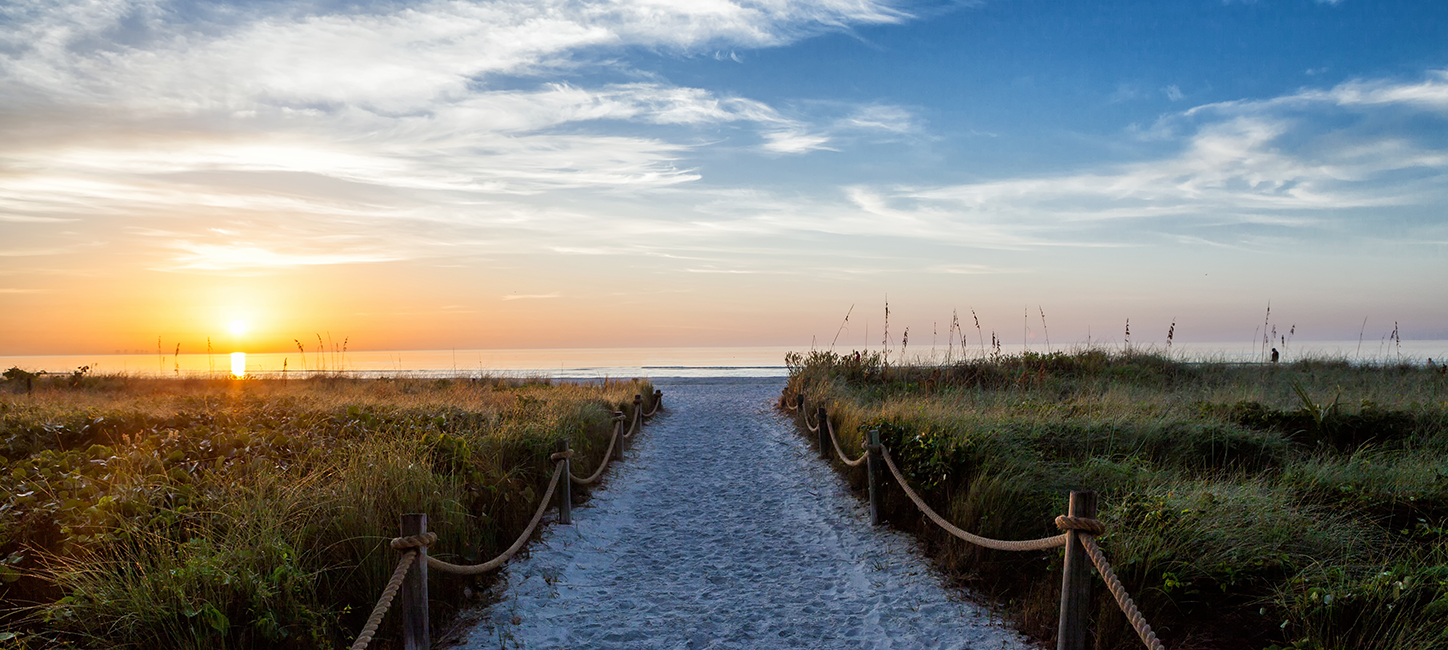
[1057,491,1097,650]
[866,428,883,525]
[816,406,830,459]
[653,389,663,411]
[555,439,572,525]
[400,513,429,650]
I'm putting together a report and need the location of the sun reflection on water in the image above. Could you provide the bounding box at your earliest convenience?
[231,352,246,378]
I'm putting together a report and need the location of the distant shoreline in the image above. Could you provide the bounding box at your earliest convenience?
[4,341,1447,378]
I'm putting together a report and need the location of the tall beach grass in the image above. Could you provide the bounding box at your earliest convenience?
[0,373,655,649]
[784,348,1448,650]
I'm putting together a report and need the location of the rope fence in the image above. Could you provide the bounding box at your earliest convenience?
[423,461,566,576]
[349,391,662,650]
[643,389,663,417]
[790,394,1166,650]
[880,447,1068,552]
[350,387,1162,650]
[827,418,868,467]
[572,416,624,485]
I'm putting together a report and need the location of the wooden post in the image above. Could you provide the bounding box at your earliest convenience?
[866,428,883,525]
[400,513,429,650]
[816,406,830,459]
[555,439,572,525]
[1057,491,1097,650]
[653,389,663,411]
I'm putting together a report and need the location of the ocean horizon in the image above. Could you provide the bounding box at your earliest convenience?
[4,340,1447,379]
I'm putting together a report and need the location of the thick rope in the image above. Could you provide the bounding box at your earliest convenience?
[426,461,565,576]
[828,419,868,467]
[353,402,654,642]
[348,550,417,650]
[795,396,822,432]
[880,448,1068,552]
[1081,535,1167,650]
[389,532,436,550]
[621,408,641,438]
[571,419,620,485]
[643,395,662,417]
[1054,516,1105,536]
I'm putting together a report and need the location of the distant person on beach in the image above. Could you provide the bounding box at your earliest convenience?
[1271,348,1280,363]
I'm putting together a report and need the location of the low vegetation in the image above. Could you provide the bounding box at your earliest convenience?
[785,349,1448,650]
[0,371,654,649]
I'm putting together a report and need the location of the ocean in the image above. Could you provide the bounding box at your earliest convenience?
[3,340,1447,379]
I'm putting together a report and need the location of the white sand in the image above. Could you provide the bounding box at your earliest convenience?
[456,377,1036,649]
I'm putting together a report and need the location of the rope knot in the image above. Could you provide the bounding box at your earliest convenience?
[390,532,437,550]
[1054,515,1106,536]
[550,449,574,461]
[612,411,626,421]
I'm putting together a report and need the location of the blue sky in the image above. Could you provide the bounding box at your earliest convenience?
[1,0,1445,354]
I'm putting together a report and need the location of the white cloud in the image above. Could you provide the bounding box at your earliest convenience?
[0,1,919,266]
[0,0,906,114]
[835,104,915,132]
[761,128,834,154]
[161,242,401,271]
[0,214,76,223]
[3,1,1442,285]
[1185,70,1448,117]
[686,72,1448,256]
[0,247,78,257]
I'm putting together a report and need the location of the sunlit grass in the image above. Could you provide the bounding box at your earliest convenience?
[785,348,1448,649]
[0,374,654,648]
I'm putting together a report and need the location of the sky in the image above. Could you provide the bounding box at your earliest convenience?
[1,0,1445,356]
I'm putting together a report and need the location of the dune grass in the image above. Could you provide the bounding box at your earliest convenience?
[785,349,1448,650]
[0,373,654,649]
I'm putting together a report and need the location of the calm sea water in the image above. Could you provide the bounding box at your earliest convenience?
[3,341,1446,379]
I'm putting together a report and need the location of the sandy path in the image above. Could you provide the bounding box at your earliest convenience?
[456,377,1033,650]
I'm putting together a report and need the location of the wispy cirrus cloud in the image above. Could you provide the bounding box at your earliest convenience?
[0,0,918,277]
[834,104,917,133]
[0,246,87,257]
[850,72,1448,249]
[761,128,835,154]
[1182,69,1448,117]
[0,0,908,113]
[2,1,1444,299]
[619,71,1448,270]
[161,242,402,272]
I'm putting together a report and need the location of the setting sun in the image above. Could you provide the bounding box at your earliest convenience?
[230,352,246,378]
[229,320,248,336]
